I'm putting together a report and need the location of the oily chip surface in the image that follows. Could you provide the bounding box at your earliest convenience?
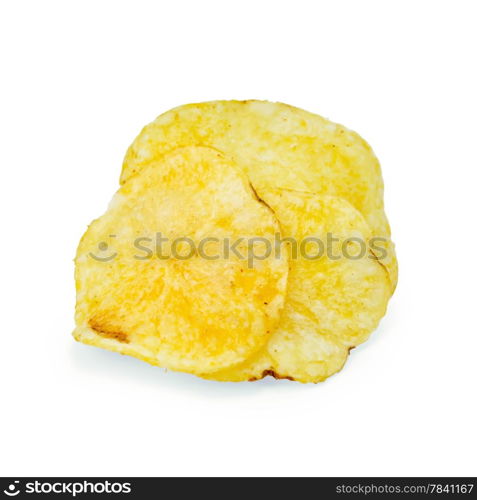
[121,100,397,290]
[203,189,391,383]
[74,146,288,374]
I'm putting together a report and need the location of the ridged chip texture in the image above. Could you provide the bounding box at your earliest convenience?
[202,189,391,383]
[74,146,288,374]
[121,100,397,290]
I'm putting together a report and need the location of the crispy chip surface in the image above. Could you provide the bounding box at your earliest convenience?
[74,147,288,374]
[121,100,397,290]
[203,189,391,383]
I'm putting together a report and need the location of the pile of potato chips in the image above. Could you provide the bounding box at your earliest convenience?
[74,100,396,383]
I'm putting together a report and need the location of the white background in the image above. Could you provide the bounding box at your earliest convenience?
[1,0,476,477]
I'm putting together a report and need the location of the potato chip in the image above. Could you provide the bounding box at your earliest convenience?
[74,147,288,374]
[121,100,397,290]
[203,189,391,383]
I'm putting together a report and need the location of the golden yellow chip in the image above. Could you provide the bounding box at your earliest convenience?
[74,146,288,375]
[121,100,397,290]
[203,189,391,383]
